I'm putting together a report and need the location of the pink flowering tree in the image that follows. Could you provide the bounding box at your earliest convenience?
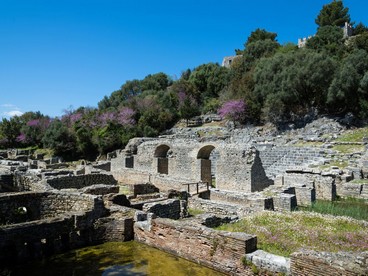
[218,99,246,126]
[116,107,135,126]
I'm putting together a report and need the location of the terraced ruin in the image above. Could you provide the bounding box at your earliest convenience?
[1,117,368,275]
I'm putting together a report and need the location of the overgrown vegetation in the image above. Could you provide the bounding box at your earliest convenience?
[188,208,205,216]
[216,211,368,257]
[299,197,368,220]
[1,0,368,161]
[336,127,368,142]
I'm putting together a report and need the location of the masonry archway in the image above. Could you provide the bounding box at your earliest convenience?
[197,145,217,186]
[154,145,170,174]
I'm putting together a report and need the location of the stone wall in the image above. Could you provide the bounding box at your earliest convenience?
[45,173,117,190]
[0,172,15,192]
[189,197,259,218]
[111,138,273,194]
[142,199,186,220]
[272,193,297,211]
[0,191,107,225]
[134,216,257,275]
[258,146,325,179]
[283,172,336,201]
[93,206,134,243]
[290,250,368,276]
[209,189,273,211]
[216,146,272,192]
[131,183,159,197]
[338,182,366,198]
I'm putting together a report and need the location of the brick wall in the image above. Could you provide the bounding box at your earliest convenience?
[290,250,368,276]
[134,217,257,275]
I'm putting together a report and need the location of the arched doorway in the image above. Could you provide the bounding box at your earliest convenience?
[154,145,170,174]
[197,145,217,186]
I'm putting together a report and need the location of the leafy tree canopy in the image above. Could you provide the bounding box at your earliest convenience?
[315,0,351,28]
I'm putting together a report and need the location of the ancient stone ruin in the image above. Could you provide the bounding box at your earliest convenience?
[1,118,368,275]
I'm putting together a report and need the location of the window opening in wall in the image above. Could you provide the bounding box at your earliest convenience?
[125,156,134,168]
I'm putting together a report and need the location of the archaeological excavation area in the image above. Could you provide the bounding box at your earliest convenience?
[1,123,368,275]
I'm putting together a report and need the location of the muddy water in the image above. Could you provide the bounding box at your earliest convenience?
[6,241,225,276]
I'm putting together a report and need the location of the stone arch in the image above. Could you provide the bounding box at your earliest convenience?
[197,145,215,160]
[197,145,217,186]
[154,145,170,174]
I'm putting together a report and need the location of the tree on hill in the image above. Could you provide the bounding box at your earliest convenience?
[353,22,368,36]
[315,0,351,28]
[306,25,345,56]
[218,99,246,126]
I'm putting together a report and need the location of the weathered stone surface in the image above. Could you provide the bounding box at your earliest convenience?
[290,250,368,276]
[142,199,185,220]
[80,184,119,195]
[246,250,290,274]
[45,173,117,190]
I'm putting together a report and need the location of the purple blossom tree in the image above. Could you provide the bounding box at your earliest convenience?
[117,107,135,126]
[218,99,246,125]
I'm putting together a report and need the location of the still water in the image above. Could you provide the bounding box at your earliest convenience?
[5,241,225,276]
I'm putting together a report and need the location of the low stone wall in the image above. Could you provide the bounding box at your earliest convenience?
[80,184,119,195]
[0,173,15,192]
[189,197,256,218]
[294,186,315,207]
[290,250,368,275]
[283,172,336,201]
[142,199,186,220]
[0,191,107,225]
[338,182,365,198]
[209,189,273,211]
[134,216,257,275]
[93,206,134,243]
[45,173,117,190]
[272,193,297,211]
[92,162,111,172]
[132,183,159,197]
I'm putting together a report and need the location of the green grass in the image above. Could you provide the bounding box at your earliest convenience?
[350,179,368,184]
[332,144,365,154]
[336,127,368,142]
[300,198,368,221]
[216,211,368,257]
[188,208,205,216]
[316,160,349,170]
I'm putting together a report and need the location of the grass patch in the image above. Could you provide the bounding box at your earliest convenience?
[300,198,368,221]
[34,148,55,159]
[216,211,368,257]
[336,127,368,142]
[317,160,349,170]
[350,179,368,184]
[293,141,324,147]
[332,144,364,154]
[188,208,205,216]
[118,184,132,195]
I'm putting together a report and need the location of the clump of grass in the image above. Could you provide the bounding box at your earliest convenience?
[216,211,368,257]
[301,198,368,221]
[336,127,368,142]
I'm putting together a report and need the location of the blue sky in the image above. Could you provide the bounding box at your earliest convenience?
[1,0,367,119]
